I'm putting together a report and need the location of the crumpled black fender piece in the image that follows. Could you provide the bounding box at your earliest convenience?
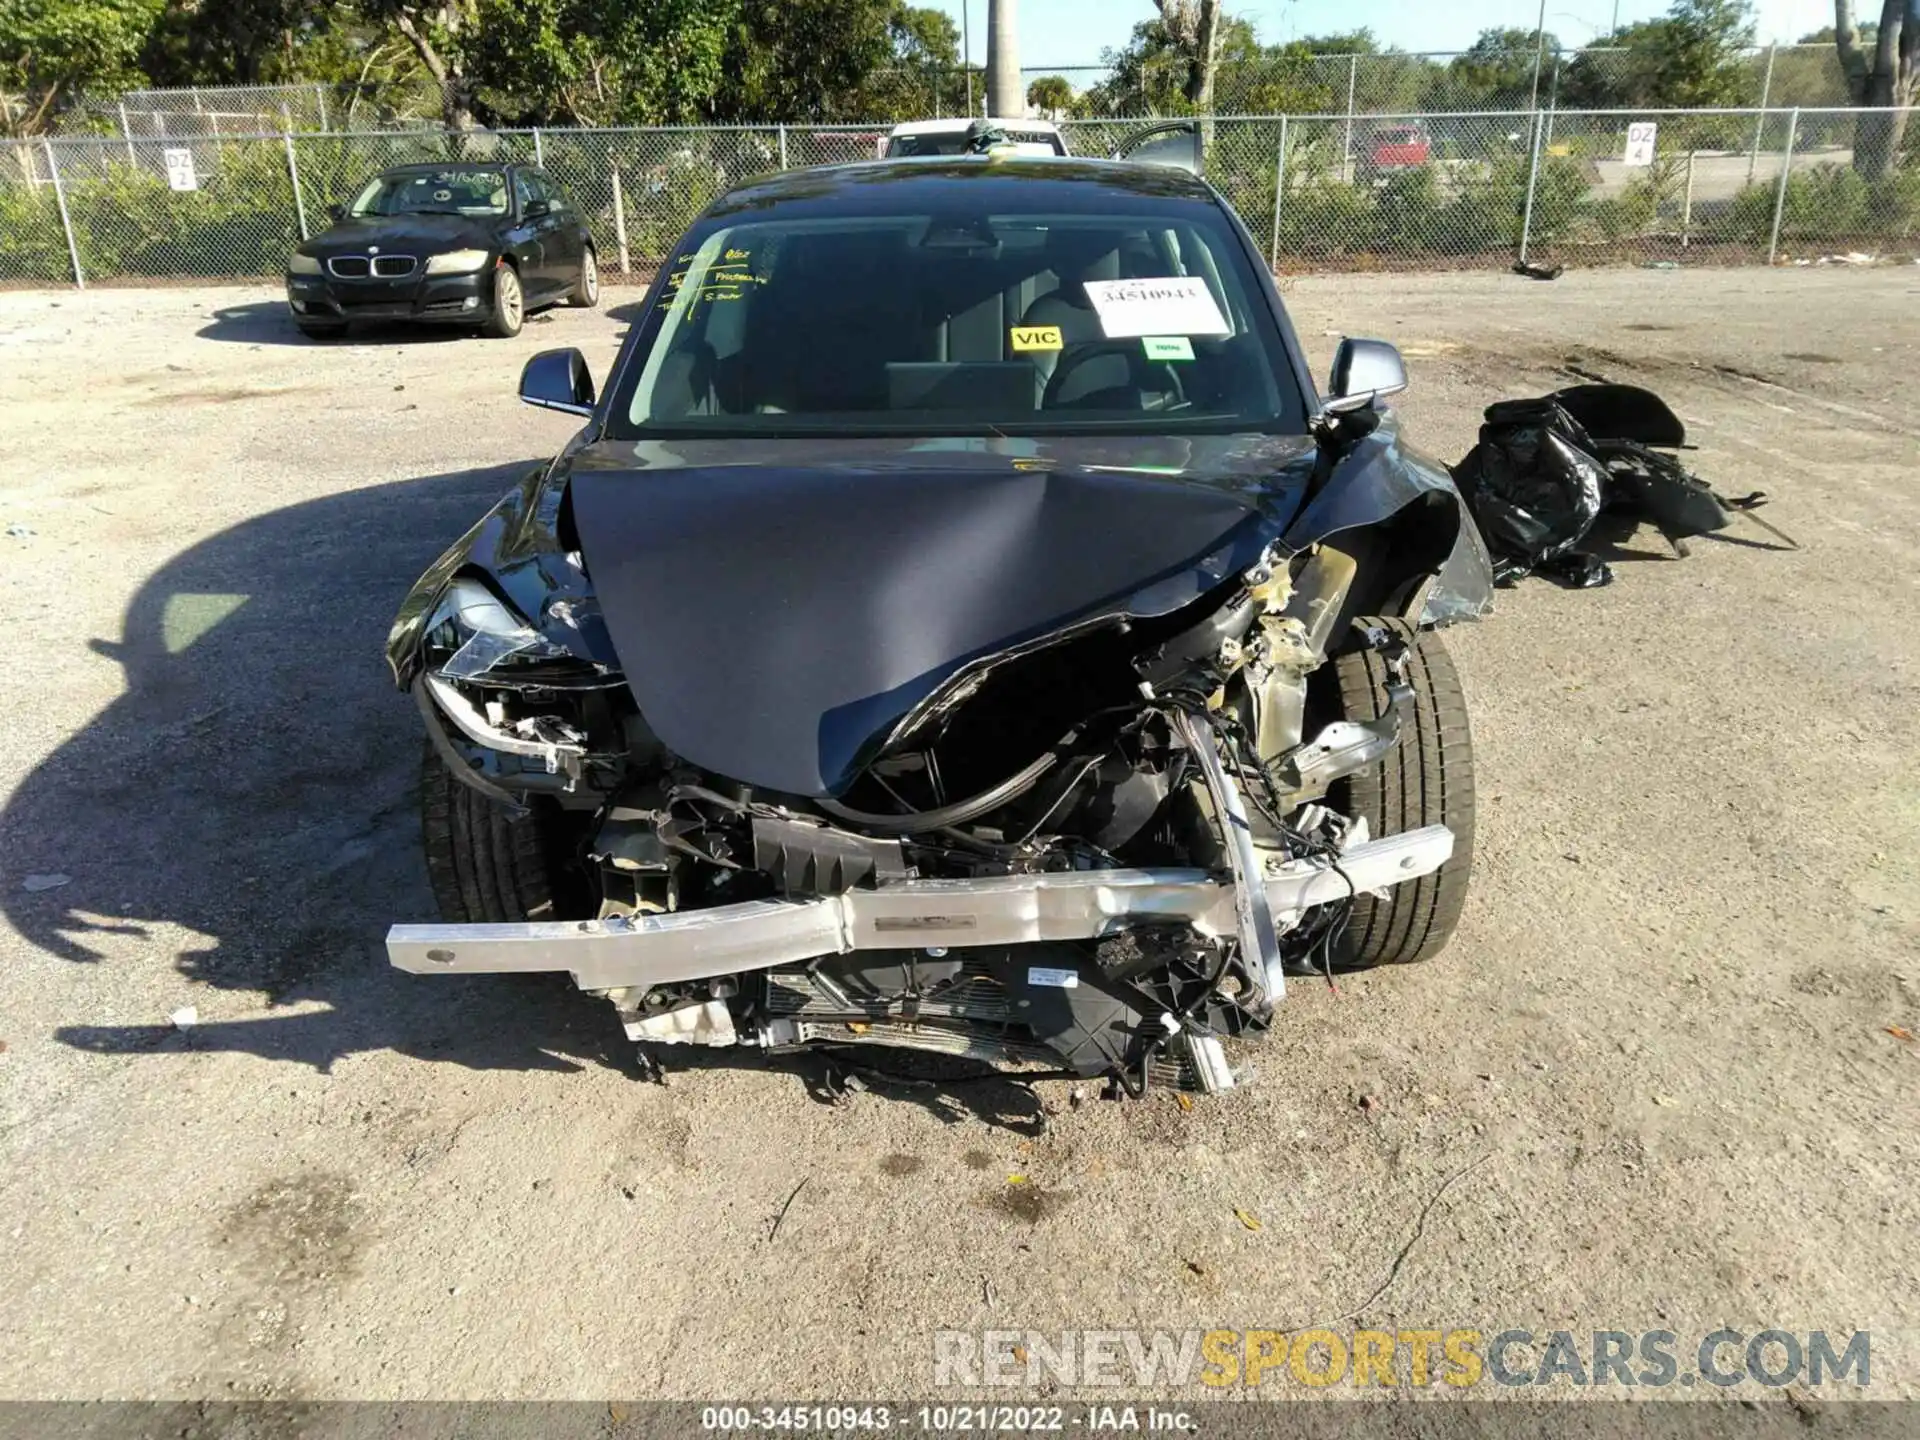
[570,460,1267,797]
[1549,383,1687,447]
[1452,398,1609,585]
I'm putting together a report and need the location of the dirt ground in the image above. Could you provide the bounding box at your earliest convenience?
[1,267,1916,1403]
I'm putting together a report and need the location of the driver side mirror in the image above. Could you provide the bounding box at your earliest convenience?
[519,348,596,417]
[1324,337,1408,415]
[524,198,551,219]
[327,202,344,223]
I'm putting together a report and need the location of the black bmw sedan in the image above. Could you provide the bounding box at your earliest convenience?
[285,162,598,339]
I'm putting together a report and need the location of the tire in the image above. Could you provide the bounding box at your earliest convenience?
[481,262,524,338]
[419,745,565,923]
[1322,619,1476,968]
[568,245,600,308]
[296,320,346,339]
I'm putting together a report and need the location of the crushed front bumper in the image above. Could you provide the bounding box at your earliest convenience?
[386,823,1455,995]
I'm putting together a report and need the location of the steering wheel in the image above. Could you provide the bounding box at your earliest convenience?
[1042,340,1190,411]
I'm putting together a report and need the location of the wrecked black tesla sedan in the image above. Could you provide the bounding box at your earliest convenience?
[384,156,1493,1096]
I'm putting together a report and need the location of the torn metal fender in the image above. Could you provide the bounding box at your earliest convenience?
[1282,413,1495,627]
[385,447,620,691]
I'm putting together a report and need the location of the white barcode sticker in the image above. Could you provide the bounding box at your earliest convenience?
[1027,966,1080,989]
[1083,276,1230,338]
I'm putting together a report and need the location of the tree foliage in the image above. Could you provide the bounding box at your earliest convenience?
[1446,27,1559,109]
[1025,73,1072,115]
[461,0,732,125]
[1561,0,1757,109]
[1,0,161,131]
[1151,0,1222,106]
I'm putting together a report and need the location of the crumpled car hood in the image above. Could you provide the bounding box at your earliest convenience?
[567,435,1315,797]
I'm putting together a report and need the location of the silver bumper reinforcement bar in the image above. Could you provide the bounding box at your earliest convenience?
[387,824,1454,995]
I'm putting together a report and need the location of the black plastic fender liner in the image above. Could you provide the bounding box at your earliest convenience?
[414,679,530,816]
[1549,383,1687,447]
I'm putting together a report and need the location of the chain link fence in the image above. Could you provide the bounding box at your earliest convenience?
[4,108,1916,289]
[45,45,1862,141]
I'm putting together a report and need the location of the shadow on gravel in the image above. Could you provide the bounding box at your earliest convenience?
[197,301,475,347]
[6,457,639,1077]
[10,459,1063,1122]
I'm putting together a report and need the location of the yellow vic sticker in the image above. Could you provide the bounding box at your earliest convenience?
[1011,325,1064,352]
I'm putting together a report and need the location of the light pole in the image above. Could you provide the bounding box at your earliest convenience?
[1527,0,1549,113]
[963,1,973,118]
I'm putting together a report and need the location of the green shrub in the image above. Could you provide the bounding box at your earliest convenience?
[0,185,75,283]
[1716,161,1876,245]
[1276,178,1377,258]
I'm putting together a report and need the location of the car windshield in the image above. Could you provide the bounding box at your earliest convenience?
[350,169,509,218]
[887,131,1065,157]
[613,200,1306,437]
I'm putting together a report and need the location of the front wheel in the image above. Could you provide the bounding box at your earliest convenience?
[481,263,524,338]
[1322,619,1476,968]
[418,745,597,923]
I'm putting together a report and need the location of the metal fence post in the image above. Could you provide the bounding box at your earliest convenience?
[1767,107,1799,265]
[314,82,329,132]
[1681,148,1696,246]
[1516,108,1546,265]
[533,127,545,166]
[1341,55,1357,183]
[1747,43,1776,183]
[1269,114,1288,271]
[117,102,137,165]
[285,132,309,240]
[43,140,84,289]
[610,161,631,274]
[778,123,789,169]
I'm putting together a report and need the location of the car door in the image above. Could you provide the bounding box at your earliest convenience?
[509,168,566,297]
[531,170,587,288]
[1112,120,1204,174]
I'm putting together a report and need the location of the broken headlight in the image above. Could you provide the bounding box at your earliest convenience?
[426,577,571,681]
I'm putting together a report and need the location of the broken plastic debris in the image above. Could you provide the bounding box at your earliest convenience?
[170,1007,197,1029]
[4,524,33,539]
[1652,1093,1676,1107]
[1234,1207,1263,1232]
[1887,1026,1915,1043]
[22,873,70,892]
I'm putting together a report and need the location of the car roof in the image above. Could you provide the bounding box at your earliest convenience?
[888,117,1063,137]
[380,161,516,174]
[711,156,1215,221]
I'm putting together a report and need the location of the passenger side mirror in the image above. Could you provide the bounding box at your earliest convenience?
[327,202,345,223]
[524,198,551,218]
[1324,337,1408,415]
[519,348,596,417]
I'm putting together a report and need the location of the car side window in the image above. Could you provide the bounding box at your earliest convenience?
[513,171,537,215]
[532,173,568,213]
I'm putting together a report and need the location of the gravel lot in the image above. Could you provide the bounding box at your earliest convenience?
[2,268,1916,1402]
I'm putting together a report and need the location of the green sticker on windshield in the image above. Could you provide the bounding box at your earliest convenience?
[1142,335,1194,361]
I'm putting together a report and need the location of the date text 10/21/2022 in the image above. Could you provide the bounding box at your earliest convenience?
[700,1407,1196,1432]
